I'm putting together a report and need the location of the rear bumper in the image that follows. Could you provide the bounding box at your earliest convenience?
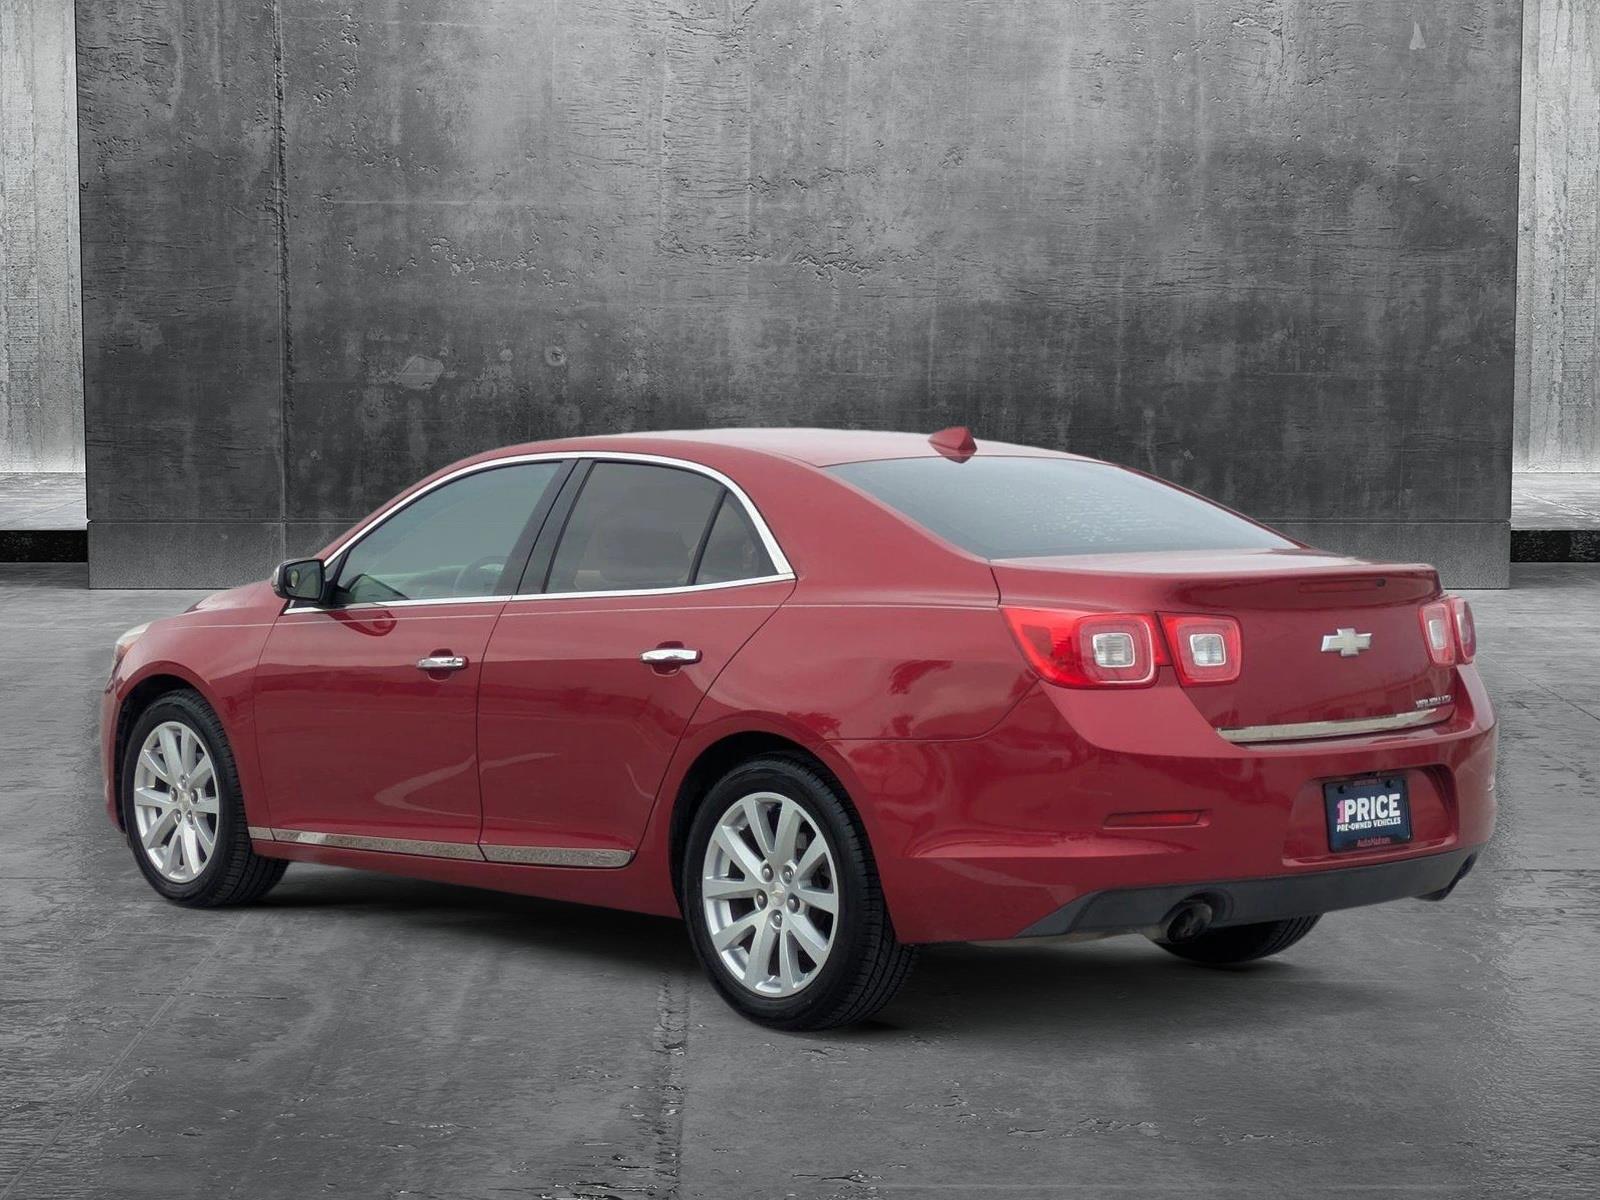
[1019,846,1480,938]
[835,664,1496,944]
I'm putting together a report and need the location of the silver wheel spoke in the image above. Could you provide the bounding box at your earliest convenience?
[794,884,837,914]
[142,808,178,849]
[788,912,830,961]
[193,819,217,858]
[157,727,183,780]
[139,748,173,785]
[778,929,804,992]
[744,920,777,987]
[712,825,765,884]
[772,801,803,866]
[701,789,840,999]
[187,758,214,791]
[703,876,762,901]
[795,837,828,879]
[191,791,220,816]
[135,785,174,812]
[741,797,776,858]
[712,910,763,952]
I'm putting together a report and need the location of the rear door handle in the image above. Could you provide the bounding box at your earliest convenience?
[417,654,468,672]
[640,647,701,667]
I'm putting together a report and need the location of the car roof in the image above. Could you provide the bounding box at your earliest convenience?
[483,427,1088,468]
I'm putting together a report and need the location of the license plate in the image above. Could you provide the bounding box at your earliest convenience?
[1324,775,1411,852]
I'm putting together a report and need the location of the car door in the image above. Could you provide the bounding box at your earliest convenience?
[253,459,569,848]
[476,458,795,864]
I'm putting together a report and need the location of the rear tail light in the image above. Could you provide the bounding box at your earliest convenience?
[1419,600,1456,666]
[1160,614,1243,685]
[1002,607,1165,687]
[1446,595,1476,663]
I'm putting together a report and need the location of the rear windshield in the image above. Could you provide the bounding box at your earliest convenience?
[829,457,1293,560]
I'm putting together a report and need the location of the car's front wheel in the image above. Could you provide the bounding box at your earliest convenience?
[120,689,287,906]
[682,756,915,1030]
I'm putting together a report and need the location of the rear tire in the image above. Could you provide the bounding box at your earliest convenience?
[682,756,916,1031]
[1154,915,1321,965]
[120,688,288,907]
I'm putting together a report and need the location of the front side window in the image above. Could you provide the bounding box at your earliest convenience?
[545,463,725,593]
[830,457,1293,559]
[332,462,562,604]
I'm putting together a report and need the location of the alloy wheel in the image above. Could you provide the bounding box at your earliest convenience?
[131,720,221,883]
[700,791,840,997]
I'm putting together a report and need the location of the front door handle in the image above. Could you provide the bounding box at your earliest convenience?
[640,647,701,667]
[417,654,468,672]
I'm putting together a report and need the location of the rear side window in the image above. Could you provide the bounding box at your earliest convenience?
[829,457,1293,559]
[546,463,723,593]
[695,494,776,584]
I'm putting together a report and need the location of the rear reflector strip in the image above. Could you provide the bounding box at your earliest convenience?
[1104,810,1207,828]
[1217,708,1451,745]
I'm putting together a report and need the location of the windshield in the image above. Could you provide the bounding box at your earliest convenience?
[829,457,1293,560]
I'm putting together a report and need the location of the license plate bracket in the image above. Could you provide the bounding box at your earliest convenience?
[1324,774,1412,852]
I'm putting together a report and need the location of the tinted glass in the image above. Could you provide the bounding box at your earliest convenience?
[830,457,1293,559]
[694,494,776,584]
[546,462,723,593]
[333,462,560,604]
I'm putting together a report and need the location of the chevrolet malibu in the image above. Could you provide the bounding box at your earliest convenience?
[104,428,1495,1029]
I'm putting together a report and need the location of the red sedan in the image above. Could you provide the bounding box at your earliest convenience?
[103,428,1495,1029]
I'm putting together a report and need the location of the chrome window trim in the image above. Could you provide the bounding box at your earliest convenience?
[290,451,793,613]
[1217,708,1451,745]
[251,827,634,868]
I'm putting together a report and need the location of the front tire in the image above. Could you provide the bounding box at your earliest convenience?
[1153,915,1321,965]
[682,756,916,1031]
[120,689,287,906]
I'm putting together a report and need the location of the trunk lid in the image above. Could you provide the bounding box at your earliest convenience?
[991,548,1454,730]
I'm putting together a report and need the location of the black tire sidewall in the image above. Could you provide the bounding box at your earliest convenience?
[682,757,877,1026]
[120,690,241,903]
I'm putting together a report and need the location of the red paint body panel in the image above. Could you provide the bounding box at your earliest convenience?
[253,602,503,842]
[477,581,793,854]
[100,429,1496,946]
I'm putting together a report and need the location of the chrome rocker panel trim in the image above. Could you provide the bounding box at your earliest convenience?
[1217,708,1450,745]
[248,827,632,868]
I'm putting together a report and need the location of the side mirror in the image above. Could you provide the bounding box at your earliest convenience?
[271,558,326,602]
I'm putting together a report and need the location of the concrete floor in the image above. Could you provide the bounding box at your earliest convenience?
[1,563,1596,1199]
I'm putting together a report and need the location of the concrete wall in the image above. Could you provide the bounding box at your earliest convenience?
[1,0,83,473]
[78,0,1522,588]
[1516,0,1599,472]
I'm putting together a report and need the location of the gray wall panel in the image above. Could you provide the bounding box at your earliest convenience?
[76,0,283,529]
[1515,0,1600,472]
[80,0,1522,587]
[1,0,83,472]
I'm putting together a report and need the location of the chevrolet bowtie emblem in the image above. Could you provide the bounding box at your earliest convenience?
[1320,627,1373,657]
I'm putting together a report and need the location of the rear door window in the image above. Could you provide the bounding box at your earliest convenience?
[830,457,1292,559]
[545,462,724,593]
[694,493,776,584]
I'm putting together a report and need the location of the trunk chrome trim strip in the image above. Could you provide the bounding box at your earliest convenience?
[1217,708,1450,745]
[253,828,633,868]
